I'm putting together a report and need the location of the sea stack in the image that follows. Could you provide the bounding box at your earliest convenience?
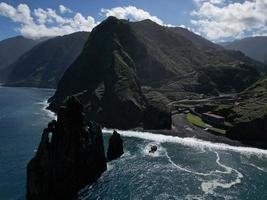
[26,96,107,200]
[107,130,124,161]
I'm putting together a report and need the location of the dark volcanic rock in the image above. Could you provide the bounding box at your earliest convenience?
[107,130,124,161]
[143,91,172,129]
[26,96,107,200]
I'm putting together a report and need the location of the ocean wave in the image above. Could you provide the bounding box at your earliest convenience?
[103,129,267,156]
[142,142,166,157]
[200,150,243,194]
[36,100,57,120]
[165,150,213,176]
[248,163,267,172]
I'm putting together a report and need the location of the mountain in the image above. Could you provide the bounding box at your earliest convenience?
[227,75,267,142]
[222,36,267,69]
[5,32,89,88]
[48,17,262,129]
[205,75,267,145]
[0,36,41,81]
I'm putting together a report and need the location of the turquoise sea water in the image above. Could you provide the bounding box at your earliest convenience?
[0,87,267,200]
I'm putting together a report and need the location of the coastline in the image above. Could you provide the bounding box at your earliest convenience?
[134,114,267,150]
[43,97,267,152]
[103,128,267,156]
[1,84,261,153]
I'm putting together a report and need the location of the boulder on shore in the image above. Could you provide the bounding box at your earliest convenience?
[26,96,107,200]
[107,130,124,161]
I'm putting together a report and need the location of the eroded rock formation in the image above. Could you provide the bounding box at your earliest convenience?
[26,96,107,200]
[107,130,124,161]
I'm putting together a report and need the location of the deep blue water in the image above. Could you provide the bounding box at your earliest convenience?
[0,87,55,200]
[0,87,267,200]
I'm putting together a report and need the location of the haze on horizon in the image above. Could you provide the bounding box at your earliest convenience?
[0,0,267,42]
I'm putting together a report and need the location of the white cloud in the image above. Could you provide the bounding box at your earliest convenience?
[193,0,225,6]
[59,5,72,14]
[0,3,174,39]
[100,6,174,27]
[191,0,267,41]
[0,2,98,39]
[0,2,33,24]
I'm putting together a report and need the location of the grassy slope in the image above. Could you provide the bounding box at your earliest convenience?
[186,113,226,134]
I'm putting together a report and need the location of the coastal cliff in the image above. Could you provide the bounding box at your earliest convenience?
[26,96,107,200]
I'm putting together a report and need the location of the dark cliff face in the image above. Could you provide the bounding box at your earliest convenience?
[5,32,89,88]
[107,130,124,161]
[48,16,261,129]
[26,96,107,200]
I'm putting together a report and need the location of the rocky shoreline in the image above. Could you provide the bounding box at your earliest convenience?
[27,97,124,200]
[132,114,267,150]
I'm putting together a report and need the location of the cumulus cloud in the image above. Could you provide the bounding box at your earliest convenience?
[100,6,174,27]
[0,3,33,24]
[0,3,174,39]
[59,5,72,14]
[0,2,98,39]
[191,0,267,41]
[193,0,225,6]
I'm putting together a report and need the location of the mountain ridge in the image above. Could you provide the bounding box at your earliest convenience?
[5,32,89,88]
[48,17,262,129]
[221,36,267,67]
[0,36,42,81]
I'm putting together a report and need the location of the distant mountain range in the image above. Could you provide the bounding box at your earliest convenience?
[0,36,42,82]
[221,36,267,65]
[48,17,263,129]
[5,32,89,88]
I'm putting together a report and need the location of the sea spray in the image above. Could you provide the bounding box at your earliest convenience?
[103,129,267,156]
[36,100,57,120]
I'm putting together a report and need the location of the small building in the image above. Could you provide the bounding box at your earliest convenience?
[202,112,225,126]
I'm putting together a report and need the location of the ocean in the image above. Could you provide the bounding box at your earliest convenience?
[0,87,267,200]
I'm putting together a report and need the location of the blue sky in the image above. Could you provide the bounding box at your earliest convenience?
[0,0,266,42]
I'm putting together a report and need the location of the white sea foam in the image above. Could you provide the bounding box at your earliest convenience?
[249,163,267,172]
[107,163,114,171]
[165,151,213,176]
[163,147,244,194]
[201,173,243,195]
[36,100,56,120]
[103,129,267,156]
[200,150,243,194]
[142,142,165,157]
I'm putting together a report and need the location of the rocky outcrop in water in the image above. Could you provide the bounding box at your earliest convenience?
[107,130,124,161]
[26,96,107,200]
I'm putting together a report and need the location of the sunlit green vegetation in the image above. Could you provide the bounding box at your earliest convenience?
[186,113,226,135]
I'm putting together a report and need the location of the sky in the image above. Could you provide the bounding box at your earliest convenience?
[0,0,266,42]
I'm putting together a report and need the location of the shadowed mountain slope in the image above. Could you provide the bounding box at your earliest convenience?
[5,32,89,88]
[0,36,41,81]
[48,17,262,129]
[222,36,267,73]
